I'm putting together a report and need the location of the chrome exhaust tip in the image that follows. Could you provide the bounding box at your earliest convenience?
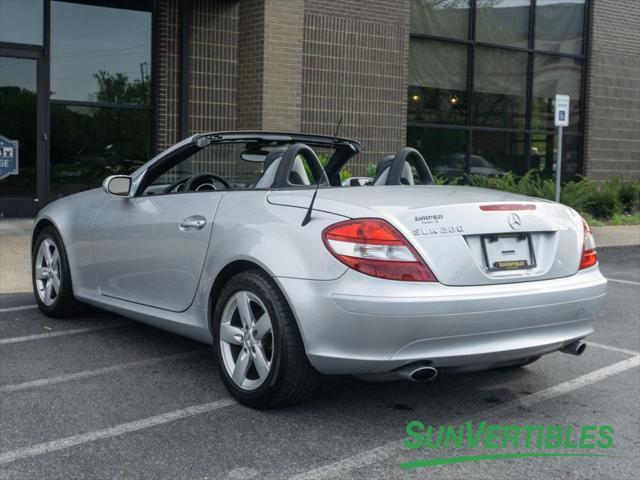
[411,366,438,382]
[397,365,438,382]
[561,341,587,356]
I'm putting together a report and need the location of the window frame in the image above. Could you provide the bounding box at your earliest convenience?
[0,0,157,207]
[407,0,590,181]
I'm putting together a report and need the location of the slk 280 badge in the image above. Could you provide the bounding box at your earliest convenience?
[412,225,464,236]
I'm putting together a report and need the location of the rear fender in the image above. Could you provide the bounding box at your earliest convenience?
[195,191,349,310]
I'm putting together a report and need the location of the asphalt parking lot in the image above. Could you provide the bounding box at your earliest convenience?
[0,246,638,480]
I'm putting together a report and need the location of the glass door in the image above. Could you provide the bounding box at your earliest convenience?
[0,51,45,217]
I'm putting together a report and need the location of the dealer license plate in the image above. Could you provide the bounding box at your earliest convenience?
[481,233,536,271]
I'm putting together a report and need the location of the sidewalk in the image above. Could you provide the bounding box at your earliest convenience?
[0,220,33,294]
[0,220,638,294]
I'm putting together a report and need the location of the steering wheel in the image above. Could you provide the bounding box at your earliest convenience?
[184,173,231,192]
[163,175,191,193]
[384,147,434,185]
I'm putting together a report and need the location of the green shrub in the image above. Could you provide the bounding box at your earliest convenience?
[611,179,640,213]
[461,171,638,222]
[587,186,621,219]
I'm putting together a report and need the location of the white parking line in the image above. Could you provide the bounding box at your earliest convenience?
[607,277,640,286]
[589,342,640,357]
[0,398,236,465]
[0,350,208,393]
[0,322,129,345]
[0,304,38,314]
[289,355,640,480]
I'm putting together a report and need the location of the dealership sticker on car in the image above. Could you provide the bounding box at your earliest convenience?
[481,233,536,271]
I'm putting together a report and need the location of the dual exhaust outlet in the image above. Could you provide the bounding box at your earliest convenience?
[394,341,587,383]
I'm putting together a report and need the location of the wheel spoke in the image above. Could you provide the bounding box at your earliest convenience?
[220,323,243,345]
[35,267,48,280]
[232,350,252,385]
[44,281,53,303]
[252,346,270,379]
[51,249,60,270]
[50,273,61,293]
[235,292,254,329]
[41,241,53,265]
[253,313,271,341]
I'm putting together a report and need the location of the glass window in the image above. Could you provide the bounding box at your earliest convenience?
[407,126,468,180]
[408,39,468,125]
[0,0,43,45]
[410,0,470,40]
[476,0,530,48]
[535,0,585,55]
[471,131,527,176]
[532,54,582,132]
[147,143,264,194]
[50,105,150,199]
[0,57,37,200]
[50,1,152,104]
[531,132,581,180]
[473,47,528,129]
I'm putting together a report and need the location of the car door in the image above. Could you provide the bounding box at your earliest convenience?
[91,191,221,312]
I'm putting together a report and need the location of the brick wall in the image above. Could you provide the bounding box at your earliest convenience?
[189,0,239,134]
[156,0,180,152]
[157,0,409,168]
[236,0,265,129]
[262,0,304,130]
[585,0,640,179]
[301,0,410,172]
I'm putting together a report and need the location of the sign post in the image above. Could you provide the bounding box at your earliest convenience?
[554,94,570,202]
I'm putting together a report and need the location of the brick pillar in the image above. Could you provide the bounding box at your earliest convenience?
[237,0,304,130]
[585,0,640,180]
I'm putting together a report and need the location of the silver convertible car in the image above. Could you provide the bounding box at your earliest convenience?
[32,131,607,408]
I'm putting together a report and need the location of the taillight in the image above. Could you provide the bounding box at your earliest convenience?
[579,219,597,270]
[322,219,437,282]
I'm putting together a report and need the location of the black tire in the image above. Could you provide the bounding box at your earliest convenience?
[32,226,83,318]
[212,270,319,408]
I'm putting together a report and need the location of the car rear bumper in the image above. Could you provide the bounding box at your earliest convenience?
[276,267,607,375]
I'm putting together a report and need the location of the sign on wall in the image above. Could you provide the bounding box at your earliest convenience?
[0,135,19,180]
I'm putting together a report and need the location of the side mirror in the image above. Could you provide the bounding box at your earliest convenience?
[103,175,132,197]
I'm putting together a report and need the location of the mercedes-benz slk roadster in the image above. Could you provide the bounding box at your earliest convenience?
[32,131,607,408]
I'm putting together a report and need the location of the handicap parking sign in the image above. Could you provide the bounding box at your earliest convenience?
[554,94,570,127]
[0,135,19,180]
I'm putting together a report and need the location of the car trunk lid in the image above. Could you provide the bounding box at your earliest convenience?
[267,185,584,286]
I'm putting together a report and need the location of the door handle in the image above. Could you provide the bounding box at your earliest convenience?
[179,215,206,231]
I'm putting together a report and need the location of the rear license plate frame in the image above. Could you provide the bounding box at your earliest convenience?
[481,233,537,272]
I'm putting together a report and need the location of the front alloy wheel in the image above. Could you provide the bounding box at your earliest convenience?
[219,291,274,390]
[32,226,82,318]
[34,239,62,306]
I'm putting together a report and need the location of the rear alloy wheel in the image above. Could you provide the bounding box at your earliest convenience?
[219,291,274,391]
[32,227,82,317]
[213,270,318,408]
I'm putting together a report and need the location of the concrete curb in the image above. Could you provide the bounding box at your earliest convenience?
[592,225,640,248]
[1,223,638,295]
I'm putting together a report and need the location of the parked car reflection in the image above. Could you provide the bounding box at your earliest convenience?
[435,153,506,178]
